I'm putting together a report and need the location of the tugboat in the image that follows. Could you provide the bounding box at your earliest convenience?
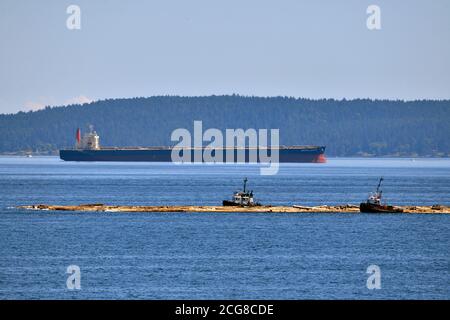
[360,178,403,213]
[223,178,261,207]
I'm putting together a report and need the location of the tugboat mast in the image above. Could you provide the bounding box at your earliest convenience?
[376,177,383,195]
[243,177,248,193]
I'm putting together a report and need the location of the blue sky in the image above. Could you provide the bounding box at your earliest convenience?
[1,0,449,114]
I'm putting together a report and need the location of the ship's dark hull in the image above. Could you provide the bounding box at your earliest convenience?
[359,202,403,213]
[60,146,326,163]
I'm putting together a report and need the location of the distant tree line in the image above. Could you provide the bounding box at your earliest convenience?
[0,95,449,157]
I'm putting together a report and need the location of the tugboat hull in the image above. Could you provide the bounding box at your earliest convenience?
[359,202,403,213]
[223,200,239,206]
[222,200,261,207]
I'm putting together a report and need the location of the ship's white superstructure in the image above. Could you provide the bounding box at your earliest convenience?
[76,127,100,150]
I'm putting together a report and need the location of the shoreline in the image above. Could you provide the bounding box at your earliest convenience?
[17,204,450,214]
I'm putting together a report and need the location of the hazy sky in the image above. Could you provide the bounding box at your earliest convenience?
[1,0,449,114]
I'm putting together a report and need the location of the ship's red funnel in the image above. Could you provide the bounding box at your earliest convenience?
[76,128,81,144]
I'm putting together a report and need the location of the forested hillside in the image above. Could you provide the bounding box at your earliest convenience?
[1,95,449,157]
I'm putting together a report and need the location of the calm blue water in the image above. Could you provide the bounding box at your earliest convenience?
[0,156,449,299]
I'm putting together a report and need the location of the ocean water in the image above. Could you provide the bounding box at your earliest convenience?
[0,156,449,299]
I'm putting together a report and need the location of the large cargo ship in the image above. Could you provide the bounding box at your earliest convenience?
[59,129,326,163]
